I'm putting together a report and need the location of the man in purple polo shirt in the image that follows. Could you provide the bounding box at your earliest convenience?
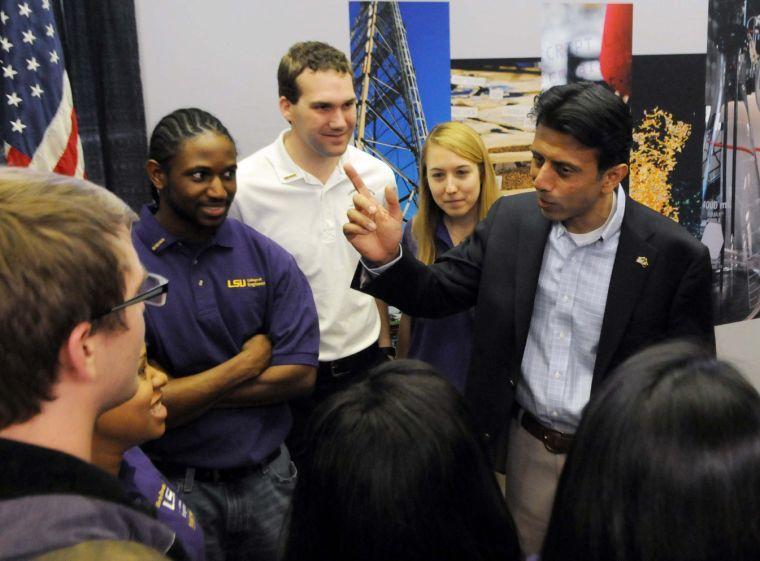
[133,109,319,561]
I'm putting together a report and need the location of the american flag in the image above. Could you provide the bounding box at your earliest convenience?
[0,0,84,177]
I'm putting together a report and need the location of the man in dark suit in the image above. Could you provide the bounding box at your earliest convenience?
[342,82,714,555]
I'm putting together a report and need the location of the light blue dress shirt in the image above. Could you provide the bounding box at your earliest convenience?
[516,187,626,433]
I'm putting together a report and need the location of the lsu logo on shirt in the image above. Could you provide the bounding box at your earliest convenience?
[227,277,266,288]
[155,483,197,529]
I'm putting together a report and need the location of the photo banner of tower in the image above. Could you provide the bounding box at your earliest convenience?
[349,1,450,220]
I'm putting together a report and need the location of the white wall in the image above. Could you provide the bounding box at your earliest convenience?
[135,0,351,157]
[449,0,709,59]
[135,0,709,156]
[716,319,760,385]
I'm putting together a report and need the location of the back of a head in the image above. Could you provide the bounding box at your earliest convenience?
[283,360,520,561]
[531,81,632,171]
[0,168,136,429]
[32,540,170,561]
[542,341,760,561]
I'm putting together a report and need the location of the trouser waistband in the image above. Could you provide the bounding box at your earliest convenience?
[152,446,281,485]
[512,405,574,454]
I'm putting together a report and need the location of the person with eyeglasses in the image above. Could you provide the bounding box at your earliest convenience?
[132,108,320,561]
[92,272,169,318]
[0,168,184,560]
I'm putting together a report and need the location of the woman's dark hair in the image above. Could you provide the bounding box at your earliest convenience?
[282,360,521,561]
[147,107,235,202]
[542,341,760,561]
[531,81,632,171]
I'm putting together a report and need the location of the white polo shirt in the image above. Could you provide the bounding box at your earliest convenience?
[230,130,396,362]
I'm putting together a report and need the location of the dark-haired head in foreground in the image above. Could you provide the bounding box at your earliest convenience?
[542,340,760,561]
[283,360,521,561]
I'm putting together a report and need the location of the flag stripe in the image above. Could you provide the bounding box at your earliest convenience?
[52,107,79,176]
[5,145,31,166]
[29,71,76,171]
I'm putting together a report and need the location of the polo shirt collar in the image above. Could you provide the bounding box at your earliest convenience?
[136,204,236,254]
[435,218,454,250]
[270,129,349,186]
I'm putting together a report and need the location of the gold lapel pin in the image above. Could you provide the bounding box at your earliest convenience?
[636,256,649,268]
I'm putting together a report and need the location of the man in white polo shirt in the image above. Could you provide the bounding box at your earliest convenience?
[230,41,395,458]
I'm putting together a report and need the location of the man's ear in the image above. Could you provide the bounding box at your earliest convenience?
[58,321,98,384]
[279,96,293,125]
[146,160,166,193]
[602,163,629,193]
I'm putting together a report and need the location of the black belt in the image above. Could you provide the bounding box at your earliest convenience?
[512,406,574,454]
[152,447,281,484]
[318,343,380,378]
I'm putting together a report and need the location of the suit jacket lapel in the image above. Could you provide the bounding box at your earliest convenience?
[593,202,656,383]
[514,211,551,361]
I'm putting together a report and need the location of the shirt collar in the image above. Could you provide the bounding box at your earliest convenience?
[435,218,454,249]
[0,438,131,506]
[554,185,626,245]
[135,204,235,254]
[269,129,349,186]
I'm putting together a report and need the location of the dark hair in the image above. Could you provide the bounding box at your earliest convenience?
[147,107,235,202]
[283,360,521,561]
[0,169,137,428]
[542,341,760,561]
[278,41,351,103]
[531,81,632,171]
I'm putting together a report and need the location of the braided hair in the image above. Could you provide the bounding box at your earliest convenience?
[147,108,235,202]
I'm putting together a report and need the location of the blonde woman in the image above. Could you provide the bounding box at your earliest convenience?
[397,122,500,391]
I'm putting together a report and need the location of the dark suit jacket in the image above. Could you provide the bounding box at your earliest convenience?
[354,192,715,469]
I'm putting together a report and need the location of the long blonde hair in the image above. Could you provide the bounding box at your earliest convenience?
[412,122,499,264]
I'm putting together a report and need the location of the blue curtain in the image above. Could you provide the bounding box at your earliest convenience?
[55,0,148,210]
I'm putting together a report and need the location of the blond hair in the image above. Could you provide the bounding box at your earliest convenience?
[412,122,499,264]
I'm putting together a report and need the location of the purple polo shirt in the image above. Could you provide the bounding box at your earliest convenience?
[120,447,205,561]
[402,220,473,393]
[133,205,319,468]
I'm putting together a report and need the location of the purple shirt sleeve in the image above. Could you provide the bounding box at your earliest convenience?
[120,447,205,561]
[265,246,320,367]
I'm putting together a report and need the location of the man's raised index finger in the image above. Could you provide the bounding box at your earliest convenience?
[343,163,373,197]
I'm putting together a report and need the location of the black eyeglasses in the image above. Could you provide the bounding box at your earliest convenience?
[92,272,169,320]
